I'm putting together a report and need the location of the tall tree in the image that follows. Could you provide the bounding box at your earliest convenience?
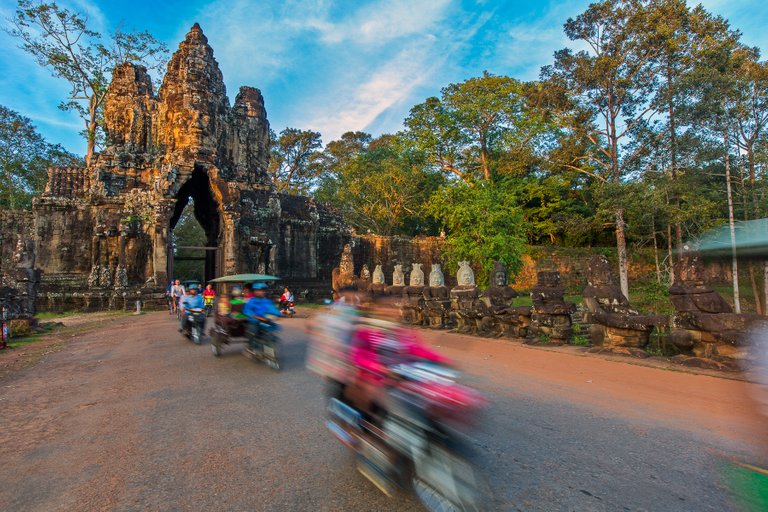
[542,0,667,299]
[268,128,323,195]
[8,1,168,164]
[314,134,442,236]
[683,15,749,312]
[404,73,550,183]
[428,179,527,287]
[0,104,81,209]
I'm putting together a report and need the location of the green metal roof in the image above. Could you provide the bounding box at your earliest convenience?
[209,273,281,283]
[696,218,768,259]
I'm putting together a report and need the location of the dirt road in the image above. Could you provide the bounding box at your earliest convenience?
[0,311,765,511]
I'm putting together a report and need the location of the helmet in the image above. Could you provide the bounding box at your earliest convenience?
[231,285,243,297]
[253,283,268,290]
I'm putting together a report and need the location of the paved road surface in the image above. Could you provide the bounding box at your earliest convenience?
[1,312,765,511]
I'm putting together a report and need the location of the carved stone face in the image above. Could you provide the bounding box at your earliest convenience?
[457,261,475,287]
[410,263,424,286]
[392,264,405,286]
[675,253,705,285]
[372,264,385,285]
[429,264,445,287]
[586,254,614,287]
[339,244,354,277]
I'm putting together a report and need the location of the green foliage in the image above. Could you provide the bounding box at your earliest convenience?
[645,327,676,357]
[428,179,527,287]
[403,72,555,183]
[0,105,81,209]
[570,334,590,346]
[632,280,676,315]
[315,133,443,236]
[172,200,206,282]
[269,128,324,195]
[8,1,168,162]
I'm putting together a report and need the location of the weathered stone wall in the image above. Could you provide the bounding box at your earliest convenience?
[21,23,349,313]
[0,211,33,271]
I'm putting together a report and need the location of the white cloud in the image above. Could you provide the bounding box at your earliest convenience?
[304,43,435,140]
[302,9,493,142]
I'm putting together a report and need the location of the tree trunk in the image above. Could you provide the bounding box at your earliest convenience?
[667,224,674,285]
[616,207,629,300]
[667,67,683,253]
[86,96,98,166]
[652,221,661,285]
[723,121,741,313]
[764,260,768,317]
[479,138,490,181]
[749,262,763,315]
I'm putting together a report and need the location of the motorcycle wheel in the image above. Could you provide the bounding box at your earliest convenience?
[264,336,280,371]
[211,332,222,357]
[191,325,201,344]
[411,442,488,512]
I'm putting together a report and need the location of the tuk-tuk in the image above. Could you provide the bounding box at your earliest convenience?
[208,273,282,370]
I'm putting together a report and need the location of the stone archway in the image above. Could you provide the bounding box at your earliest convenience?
[168,166,222,283]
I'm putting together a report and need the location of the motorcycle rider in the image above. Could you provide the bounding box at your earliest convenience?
[170,279,185,315]
[243,283,282,343]
[346,299,448,420]
[179,284,204,332]
[202,283,216,315]
[279,287,294,314]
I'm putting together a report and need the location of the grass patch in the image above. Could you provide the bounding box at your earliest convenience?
[6,322,60,349]
[35,311,82,321]
[511,294,583,308]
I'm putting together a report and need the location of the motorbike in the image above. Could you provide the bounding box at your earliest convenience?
[326,362,488,511]
[203,295,215,317]
[182,307,207,344]
[279,299,296,318]
[242,318,281,370]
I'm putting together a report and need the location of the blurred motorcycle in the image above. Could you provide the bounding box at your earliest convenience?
[203,295,215,317]
[327,361,488,511]
[279,299,296,318]
[182,307,206,344]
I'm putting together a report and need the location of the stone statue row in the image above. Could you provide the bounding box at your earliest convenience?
[349,259,575,341]
[334,245,767,369]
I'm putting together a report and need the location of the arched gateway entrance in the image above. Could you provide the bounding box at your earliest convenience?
[29,23,348,312]
[167,167,222,283]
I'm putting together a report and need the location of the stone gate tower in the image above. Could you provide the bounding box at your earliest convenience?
[32,24,346,302]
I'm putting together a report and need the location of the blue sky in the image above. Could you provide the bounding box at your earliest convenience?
[1,0,766,156]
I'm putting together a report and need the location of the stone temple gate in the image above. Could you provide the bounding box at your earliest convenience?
[31,23,347,302]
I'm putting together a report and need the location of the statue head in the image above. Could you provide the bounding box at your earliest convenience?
[456,261,475,287]
[360,264,371,281]
[429,264,445,287]
[674,250,705,285]
[586,254,614,287]
[392,264,405,286]
[372,264,385,285]
[491,261,508,287]
[409,263,424,286]
[339,244,354,276]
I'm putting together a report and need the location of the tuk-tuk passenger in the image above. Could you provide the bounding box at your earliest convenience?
[244,283,281,336]
[229,286,247,319]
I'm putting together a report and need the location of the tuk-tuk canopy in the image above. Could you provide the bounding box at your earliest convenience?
[209,273,281,284]
[696,218,768,259]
